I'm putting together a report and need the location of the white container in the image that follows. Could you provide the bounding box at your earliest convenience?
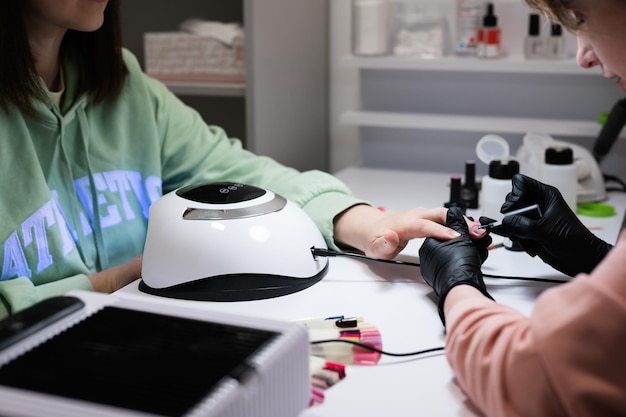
[455,0,484,55]
[480,159,520,220]
[541,146,578,212]
[352,0,389,56]
[390,2,448,58]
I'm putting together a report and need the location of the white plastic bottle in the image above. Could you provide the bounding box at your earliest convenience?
[455,0,484,55]
[352,0,389,56]
[480,159,520,221]
[541,146,578,212]
[481,159,521,251]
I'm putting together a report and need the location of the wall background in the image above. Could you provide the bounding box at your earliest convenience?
[329,0,626,183]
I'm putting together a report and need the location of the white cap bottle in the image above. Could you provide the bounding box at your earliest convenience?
[481,159,523,251]
[541,146,578,212]
[480,159,520,221]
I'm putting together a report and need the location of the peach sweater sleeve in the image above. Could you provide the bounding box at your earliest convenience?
[444,234,626,417]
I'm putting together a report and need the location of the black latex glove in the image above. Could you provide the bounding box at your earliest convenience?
[419,207,494,325]
[497,174,612,277]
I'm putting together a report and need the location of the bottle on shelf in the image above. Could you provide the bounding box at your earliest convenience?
[352,0,390,56]
[477,2,500,59]
[455,0,484,55]
[524,13,544,59]
[544,23,567,59]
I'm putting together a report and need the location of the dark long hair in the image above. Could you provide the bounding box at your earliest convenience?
[0,0,128,117]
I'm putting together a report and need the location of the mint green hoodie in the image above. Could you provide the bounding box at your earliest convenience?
[0,49,364,318]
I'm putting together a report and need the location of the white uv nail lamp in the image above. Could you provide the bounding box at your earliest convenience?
[140,182,329,301]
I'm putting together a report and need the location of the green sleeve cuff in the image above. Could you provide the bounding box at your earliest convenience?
[0,275,93,320]
[301,192,370,252]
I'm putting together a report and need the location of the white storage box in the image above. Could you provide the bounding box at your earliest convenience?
[0,290,310,417]
[144,32,245,83]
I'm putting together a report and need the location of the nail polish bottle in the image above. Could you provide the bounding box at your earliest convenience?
[445,176,467,214]
[480,159,519,221]
[481,159,522,252]
[461,160,479,209]
[544,22,567,59]
[524,13,544,59]
[477,3,500,59]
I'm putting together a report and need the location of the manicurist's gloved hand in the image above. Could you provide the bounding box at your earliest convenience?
[496,174,612,277]
[419,207,494,325]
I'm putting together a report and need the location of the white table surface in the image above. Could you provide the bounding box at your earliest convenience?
[115,167,626,417]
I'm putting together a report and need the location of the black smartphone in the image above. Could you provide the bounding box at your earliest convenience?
[0,296,85,351]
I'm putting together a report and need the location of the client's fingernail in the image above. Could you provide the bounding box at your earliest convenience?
[448,230,461,237]
[472,226,486,234]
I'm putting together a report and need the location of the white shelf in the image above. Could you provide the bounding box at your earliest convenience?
[162,80,246,97]
[342,55,601,76]
[341,111,626,138]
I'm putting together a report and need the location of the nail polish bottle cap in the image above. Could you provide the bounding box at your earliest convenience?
[528,14,540,36]
[488,160,520,180]
[545,146,573,165]
[550,23,563,37]
[461,160,479,209]
[444,176,467,212]
[463,160,477,187]
[483,3,497,27]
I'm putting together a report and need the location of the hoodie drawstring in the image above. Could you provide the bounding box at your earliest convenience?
[76,107,110,271]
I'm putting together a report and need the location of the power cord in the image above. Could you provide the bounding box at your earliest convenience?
[308,247,565,360]
[311,247,566,284]
[483,272,565,284]
[310,338,445,358]
[604,173,626,192]
[311,247,420,267]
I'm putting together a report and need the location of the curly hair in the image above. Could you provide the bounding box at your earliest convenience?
[522,0,580,31]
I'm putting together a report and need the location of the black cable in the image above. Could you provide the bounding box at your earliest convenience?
[482,272,565,284]
[311,247,566,284]
[593,97,626,164]
[311,247,420,267]
[310,338,445,357]
[604,173,626,192]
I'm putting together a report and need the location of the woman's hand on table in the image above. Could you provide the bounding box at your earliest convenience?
[334,204,487,259]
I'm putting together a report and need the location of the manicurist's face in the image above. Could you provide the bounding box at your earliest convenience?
[23,0,109,34]
[571,0,626,91]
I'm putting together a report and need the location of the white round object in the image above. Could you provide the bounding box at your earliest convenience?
[475,134,510,165]
[140,182,329,301]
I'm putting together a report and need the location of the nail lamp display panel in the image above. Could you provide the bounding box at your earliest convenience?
[140,182,329,301]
